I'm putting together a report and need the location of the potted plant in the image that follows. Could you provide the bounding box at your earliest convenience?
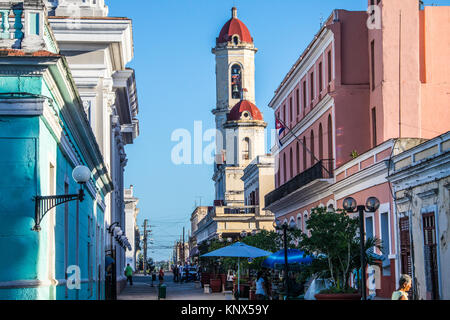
[299,207,382,300]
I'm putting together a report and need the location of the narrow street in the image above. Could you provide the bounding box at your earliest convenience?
[118,273,227,300]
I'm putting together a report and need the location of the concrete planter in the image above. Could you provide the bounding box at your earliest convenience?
[210,279,222,293]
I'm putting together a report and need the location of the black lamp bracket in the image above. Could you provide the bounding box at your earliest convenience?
[32,188,84,231]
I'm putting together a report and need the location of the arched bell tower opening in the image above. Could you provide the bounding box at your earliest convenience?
[231,64,242,100]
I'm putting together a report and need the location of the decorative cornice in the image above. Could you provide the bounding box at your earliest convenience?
[0,97,45,115]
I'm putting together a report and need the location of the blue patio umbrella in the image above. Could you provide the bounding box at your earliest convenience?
[262,249,313,269]
[201,242,272,296]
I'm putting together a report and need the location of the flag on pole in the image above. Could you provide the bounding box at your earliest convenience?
[276,118,285,147]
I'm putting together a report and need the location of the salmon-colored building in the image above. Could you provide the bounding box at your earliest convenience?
[265,0,450,299]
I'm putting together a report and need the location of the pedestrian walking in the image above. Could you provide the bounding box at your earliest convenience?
[159,267,165,282]
[173,265,178,282]
[255,271,267,300]
[125,264,133,286]
[392,274,412,300]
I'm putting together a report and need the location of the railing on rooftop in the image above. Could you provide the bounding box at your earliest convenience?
[265,159,334,208]
[0,1,50,52]
[222,205,259,215]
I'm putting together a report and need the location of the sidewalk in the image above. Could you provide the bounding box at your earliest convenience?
[118,274,228,300]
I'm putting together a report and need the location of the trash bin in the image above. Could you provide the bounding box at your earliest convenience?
[158,283,167,300]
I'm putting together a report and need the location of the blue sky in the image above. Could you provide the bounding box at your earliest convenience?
[107,0,450,261]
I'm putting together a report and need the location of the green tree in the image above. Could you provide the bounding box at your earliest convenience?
[299,207,383,293]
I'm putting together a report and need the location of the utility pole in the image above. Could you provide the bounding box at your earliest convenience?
[182,227,185,266]
[143,219,148,276]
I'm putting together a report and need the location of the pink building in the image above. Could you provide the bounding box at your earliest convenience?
[265,0,450,299]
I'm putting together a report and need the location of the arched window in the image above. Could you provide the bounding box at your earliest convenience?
[242,137,250,160]
[231,64,242,99]
[328,115,333,160]
[319,123,323,160]
[233,35,239,45]
[310,130,315,165]
[289,147,293,179]
[297,214,302,229]
[303,212,308,233]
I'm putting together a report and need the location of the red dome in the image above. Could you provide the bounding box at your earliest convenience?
[217,8,253,44]
[227,100,263,121]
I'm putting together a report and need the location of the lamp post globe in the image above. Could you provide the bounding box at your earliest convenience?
[343,197,357,213]
[72,165,91,184]
[365,197,380,212]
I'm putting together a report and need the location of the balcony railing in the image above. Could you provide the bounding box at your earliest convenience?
[222,205,258,215]
[265,159,334,207]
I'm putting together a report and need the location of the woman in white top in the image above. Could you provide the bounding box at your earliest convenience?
[392,274,412,300]
[255,271,266,300]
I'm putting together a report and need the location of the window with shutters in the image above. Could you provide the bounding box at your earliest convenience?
[422,212,440,300]
[399,217,412,276]
[399,216,413,297]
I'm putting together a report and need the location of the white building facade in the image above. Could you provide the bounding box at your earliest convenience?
[46,0,139,295]
[124,186,139,271]
[388,132,450,300]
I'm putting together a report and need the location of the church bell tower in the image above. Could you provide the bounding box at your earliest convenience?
[212,8,266,205]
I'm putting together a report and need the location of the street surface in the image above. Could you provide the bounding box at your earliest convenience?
[118,272,228,300]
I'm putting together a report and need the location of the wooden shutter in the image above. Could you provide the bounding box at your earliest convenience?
[423,213,439,300]
[399,217,412,277]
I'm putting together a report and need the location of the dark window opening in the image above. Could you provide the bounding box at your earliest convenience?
[289,97,293,124]
[289,147,293,179]
[319,123,323,160]
[371,40,375,91]
[319,62,323,93]
[303,81,307,115]
[231,64,242,99]
[328,51,332,84]
[372,107,377,147]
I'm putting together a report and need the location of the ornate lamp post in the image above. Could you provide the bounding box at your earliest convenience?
[273,219,297,298]
[343,196,380,300]
[33,165,91,231]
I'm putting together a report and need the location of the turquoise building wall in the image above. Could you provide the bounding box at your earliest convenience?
[0,73,107,300]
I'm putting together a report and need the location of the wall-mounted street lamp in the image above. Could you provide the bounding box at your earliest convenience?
[343,196,380,300]
[33,165,91,231]
[106,222,120,301]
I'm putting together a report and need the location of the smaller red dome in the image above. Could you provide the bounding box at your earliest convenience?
[227,100,263,121]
